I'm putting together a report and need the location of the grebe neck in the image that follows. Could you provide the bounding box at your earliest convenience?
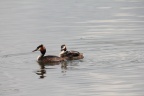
[37,51,45,61]
[37,54,44,61]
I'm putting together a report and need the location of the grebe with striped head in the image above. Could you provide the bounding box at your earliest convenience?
[59,44,84,60]
[33,44,64,63]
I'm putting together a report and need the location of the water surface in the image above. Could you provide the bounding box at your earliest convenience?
[0,0,144,96]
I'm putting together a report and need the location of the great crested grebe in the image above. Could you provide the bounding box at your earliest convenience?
[33,44,64,63]
[59,44,84,60]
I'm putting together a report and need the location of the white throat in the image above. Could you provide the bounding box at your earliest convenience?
[37,54,43,61]
[37,55,41,61]
[59,50,65,57]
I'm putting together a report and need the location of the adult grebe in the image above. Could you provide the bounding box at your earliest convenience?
[33,44,64,63]
[59,44,84,60]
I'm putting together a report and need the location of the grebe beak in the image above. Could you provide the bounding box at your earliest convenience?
[32,49,38,52]
[33,44,43,52]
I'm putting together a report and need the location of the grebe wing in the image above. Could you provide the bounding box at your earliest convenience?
[41,55,64,62]
[44,55,59,58]
[69,50,80,56]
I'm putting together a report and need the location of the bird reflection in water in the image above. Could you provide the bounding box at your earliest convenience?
[36,62,46,79]
[35,60,82,78]
[61,61,67,75]
[61,60,82,75]
[36,61,67,79]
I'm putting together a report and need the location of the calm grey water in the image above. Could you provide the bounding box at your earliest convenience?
[0,0,144,96]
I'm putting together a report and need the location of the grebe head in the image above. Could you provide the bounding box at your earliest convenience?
[59,44,67,57]
[61,44,67,51]
[32,44,46,56]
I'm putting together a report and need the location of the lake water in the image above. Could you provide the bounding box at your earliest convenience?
[0,0,144,96]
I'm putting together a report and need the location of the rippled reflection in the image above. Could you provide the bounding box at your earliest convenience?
[36,61,62,79]
[35,60,83,78]
[36,62,46,79]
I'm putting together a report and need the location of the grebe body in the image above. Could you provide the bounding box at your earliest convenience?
[59,44,84,60]
[33,44,64,63]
